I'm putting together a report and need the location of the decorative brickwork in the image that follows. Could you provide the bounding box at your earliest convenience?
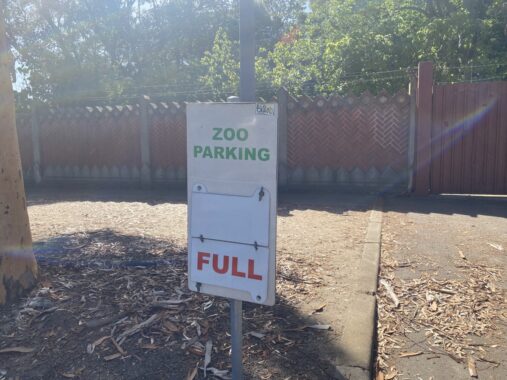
[287,91,410,170]
[149,102,187,181]
[286,91,411,188]
[30,106,139,180]
[16,90,413,190]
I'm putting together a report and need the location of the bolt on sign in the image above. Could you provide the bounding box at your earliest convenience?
[187,103,278,305]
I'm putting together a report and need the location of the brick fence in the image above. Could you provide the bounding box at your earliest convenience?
[17,88,415,192]
[282,90,412,190]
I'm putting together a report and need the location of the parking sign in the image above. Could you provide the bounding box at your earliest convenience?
[187,102,278,305]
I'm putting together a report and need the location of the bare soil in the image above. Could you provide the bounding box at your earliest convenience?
[0,189,372,380]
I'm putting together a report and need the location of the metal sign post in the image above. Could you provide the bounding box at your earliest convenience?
[187,2,265,379]
[232,1,255,377]
[239,0,255,102]
[230,298,243,379]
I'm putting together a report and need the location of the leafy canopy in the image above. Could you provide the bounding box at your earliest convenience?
[259,0,507,95]
[4,0,506,103]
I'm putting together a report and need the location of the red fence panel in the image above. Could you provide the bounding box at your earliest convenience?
[286,91,411,188]
[38,105,142,180]
[431,81,507,194]
[149,102,187,182]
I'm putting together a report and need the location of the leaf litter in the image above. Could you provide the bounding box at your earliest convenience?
[0,193,368,379]
[377,233,506,379]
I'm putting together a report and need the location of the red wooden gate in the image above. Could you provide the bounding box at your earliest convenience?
[430,81,507,194]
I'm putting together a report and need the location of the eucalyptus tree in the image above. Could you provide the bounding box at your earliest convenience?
[0,8,37,304]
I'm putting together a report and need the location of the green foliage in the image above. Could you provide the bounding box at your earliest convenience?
[3,0,507,103]
[260,0,507,95]
[200,27,239,100]
[5,0,306,103]
[6,0,144,102]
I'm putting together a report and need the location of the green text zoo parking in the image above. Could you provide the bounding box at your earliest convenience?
[193,128,271,161]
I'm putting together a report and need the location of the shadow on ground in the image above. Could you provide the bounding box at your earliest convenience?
[384,194,507,218]
[27,186,507,219]
[0,230,356,380]
[26,186,186,207]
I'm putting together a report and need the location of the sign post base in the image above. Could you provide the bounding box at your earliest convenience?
[230,299,243,380]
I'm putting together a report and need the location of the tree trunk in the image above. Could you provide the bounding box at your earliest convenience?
[0,11,38,304]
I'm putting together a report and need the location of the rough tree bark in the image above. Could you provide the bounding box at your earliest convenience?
[0,10,38,304]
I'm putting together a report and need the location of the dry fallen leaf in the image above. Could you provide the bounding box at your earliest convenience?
[94,335,111,346]
[487,243,503,251]
[307,324,331,330]
[188,344,205,356]
[468,356,478,378]
[186,366,197,380]
[204,339,212,373]
[140,343,159,350]
[163,320,179,332]
[311,304,327,314]
[0,347,34,354]
[399,351,423,358]
[104,353,121,361]
[248,331,266,339]
[201,367,231,380]
[87,335,111,354]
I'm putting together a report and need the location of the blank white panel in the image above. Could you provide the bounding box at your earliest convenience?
[190,188,270,247]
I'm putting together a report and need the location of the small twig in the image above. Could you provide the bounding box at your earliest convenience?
[111,336,127,356]
[380,279,400,308]
[116,313,160,341]
[84,311,132,329]
[434,288,457,295]
[399,351,424,358]
[477,357,500,366]
[410,306,419,321]
[279,273,320,285]
[402,331,463,364]
[28,307,58,326]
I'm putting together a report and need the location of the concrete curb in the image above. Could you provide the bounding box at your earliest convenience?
[335,199,383,380]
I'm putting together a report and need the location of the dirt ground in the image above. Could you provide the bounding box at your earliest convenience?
[0,188,373,380]
[377,196,507,380]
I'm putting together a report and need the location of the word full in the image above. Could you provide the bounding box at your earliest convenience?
[197,251,263,280]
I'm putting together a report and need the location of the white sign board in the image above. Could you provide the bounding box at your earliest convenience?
[187,103,277,305]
